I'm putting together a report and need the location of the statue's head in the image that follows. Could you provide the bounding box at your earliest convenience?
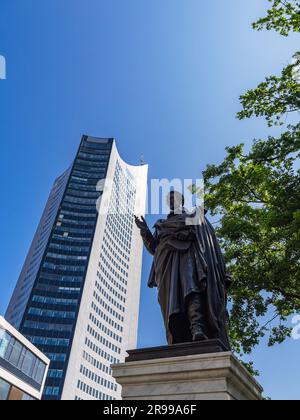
[167,190,185,213]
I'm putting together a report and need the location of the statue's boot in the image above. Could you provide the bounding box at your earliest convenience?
[187,293,208,342]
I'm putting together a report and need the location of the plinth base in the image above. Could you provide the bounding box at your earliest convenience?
[112,340,263,401]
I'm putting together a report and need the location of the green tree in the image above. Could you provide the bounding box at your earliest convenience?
[237,53,300,126]
[202,1,300,374]
[253,0,300,36]
[204,125,300,359]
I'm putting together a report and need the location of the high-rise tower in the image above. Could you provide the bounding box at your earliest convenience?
[5,136,148,400]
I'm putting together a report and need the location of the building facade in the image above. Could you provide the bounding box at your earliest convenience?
[5,136,148,400]
[5,169,71,330]
[0,316,49,400]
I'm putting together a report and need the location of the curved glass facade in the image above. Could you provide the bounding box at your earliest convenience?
[18,137,113,400]
[5,170,70,330]
[7,136,148,400]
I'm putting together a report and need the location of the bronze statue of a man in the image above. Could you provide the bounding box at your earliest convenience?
[135,191,232,349]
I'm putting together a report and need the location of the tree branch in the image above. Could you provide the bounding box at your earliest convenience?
[273,287,300,301]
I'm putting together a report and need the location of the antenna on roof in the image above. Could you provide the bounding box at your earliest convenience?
[140,153,145,166]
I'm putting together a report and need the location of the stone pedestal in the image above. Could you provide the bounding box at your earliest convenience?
[112,340,263,401]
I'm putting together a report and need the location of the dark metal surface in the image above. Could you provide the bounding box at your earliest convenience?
[126,339,229,363]
[136,201,232,349]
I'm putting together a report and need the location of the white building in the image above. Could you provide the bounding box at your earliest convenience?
[5,136,148,400]
[0,316,50,400]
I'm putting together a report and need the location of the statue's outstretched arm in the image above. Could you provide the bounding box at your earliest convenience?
[134,216,158,255]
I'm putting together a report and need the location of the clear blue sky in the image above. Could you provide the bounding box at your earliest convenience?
[0,0,299,400]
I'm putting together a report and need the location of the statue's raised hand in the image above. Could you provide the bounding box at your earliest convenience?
[134,215,149,231]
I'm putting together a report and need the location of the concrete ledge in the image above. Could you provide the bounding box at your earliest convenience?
[112,350,263,401]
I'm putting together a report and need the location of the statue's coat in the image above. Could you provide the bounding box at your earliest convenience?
[141,210,231,348]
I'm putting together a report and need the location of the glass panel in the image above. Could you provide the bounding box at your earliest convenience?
[16,347,26,370]
[22,393,35,401]
[0,328,10,358]
[31,357,39,381]
[7,338,23,367]
[48,369,63,378]
[44,386,60,396]
[21,349,35,377]
[0,378,11,401]
[34,361,46,385]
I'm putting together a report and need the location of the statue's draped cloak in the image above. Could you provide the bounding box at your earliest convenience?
[141,211,231,348]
